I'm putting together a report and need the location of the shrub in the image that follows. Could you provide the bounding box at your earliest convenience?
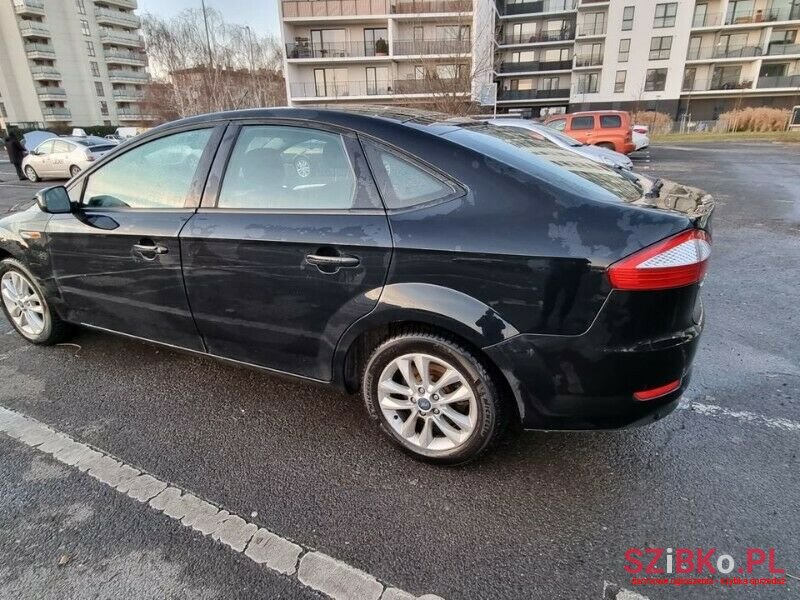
[631,111,673,135]
[716,107,791,132]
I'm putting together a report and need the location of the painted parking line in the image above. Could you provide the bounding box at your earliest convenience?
[0,404,445,600]
[679,398,800,432]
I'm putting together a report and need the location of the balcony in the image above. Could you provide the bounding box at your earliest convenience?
[497,88,570,100]
[574,54,602,67]
[391,0,473,14]
[687,45,764,60]
[101,0,139,8]
[30,66,61,80]
[757,74,800,88]
[286,41,388,59]
[95,8,141,28]
[577,23,606,37]
[24,43,55,59]
[18,21,51,38]
[500,0,577,17]
[113,89,146,101]
[392,77,469,93]
[766,43,800,56]
[693,5,800,28]
[99,28,144,47]
[498,58,572,73]
[13,0,45,16]
[393,39,470,55]
[41,107,72,121]
[104,48,147,65]
[117,109,158,121]
[683,77,754,92]
[108,70,149,83]
[281,0,389,18]
[37,87,66,101]
[500,28,575,45]
[289,78,469,98]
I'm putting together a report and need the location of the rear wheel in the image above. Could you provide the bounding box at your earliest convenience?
[362,332,507,465]
[0,259,72,345]
[25,166,40,183]
[596,142,616,150]
[69,165,81,178]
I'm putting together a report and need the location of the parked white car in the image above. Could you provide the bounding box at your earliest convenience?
[633,125,651,151]
[487,118,634,171]
[22,136,117,182]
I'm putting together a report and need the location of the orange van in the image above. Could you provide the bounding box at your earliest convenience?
[543,111,636,155]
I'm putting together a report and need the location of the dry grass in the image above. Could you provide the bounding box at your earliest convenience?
[716,107,791,132]
[631,111,673,135]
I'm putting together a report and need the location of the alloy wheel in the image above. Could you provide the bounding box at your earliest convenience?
[1,271,46,338]
[378,353,478,453]
[70,165,81,178]
[25,166,38,182]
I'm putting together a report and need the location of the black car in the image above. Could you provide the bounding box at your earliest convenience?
[0,107,713,465]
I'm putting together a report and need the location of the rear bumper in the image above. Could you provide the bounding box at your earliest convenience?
[484,290,703,430]
[622,142,637,154]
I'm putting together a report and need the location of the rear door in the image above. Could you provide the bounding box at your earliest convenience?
[180,121,392,381]
[47,125,224,349]
[50,140,74,178]
[569,114,597,144]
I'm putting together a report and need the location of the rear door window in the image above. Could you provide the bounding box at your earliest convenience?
[53,141,73,154]
[217,125,357,210]
[600,114,623,128]
[571,116,596,130]
[362,140,458,210]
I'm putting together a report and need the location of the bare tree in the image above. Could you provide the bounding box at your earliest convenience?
[141,8,286,121]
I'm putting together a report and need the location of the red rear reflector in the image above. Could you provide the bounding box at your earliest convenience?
[608,229,711,291]
[634,380,681,401]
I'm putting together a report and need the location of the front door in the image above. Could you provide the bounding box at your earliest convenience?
[47,126,223,350]
[180,122,392,381]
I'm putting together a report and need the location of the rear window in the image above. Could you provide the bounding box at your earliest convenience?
[600,115,623,128]
[546,119,567,132]
[571,116,595,130]
[446,125,642,201]
[88,145,116,153]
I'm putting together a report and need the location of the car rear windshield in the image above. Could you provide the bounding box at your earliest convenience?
[447,124,642,201]
[73,137,110,146]
[600,115,623,128]
[87,144,116,153]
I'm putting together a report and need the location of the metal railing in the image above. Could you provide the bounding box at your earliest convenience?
[24,43,55,55]
[99,29,144,46]
[682,77,755,91]
[18,21,51,36]
[693,5,800,27]
[113,89,146,100]
[290,78,469,98]
[105,49,147,63]
[282,0,389,17]
[95,7,141,27]
[498,58,572,72]
[286,41,389,58]
[500,0,577,16]
[13,0,45,14]
[757,74,800,88]
[30,66,61,78]
[574,53,602,67]
[500,28,574,44]
[108,70,149,82]
[393,77,469,93]
[577,23,606,36]
[392,0,473,13]
[393,39,471,55]
[103,0,138,8]
[41,107,71,119]
[766,43,800,56]
[497,87,570,100]
[687,45,764,60]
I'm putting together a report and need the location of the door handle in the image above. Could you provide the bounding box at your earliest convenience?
[133,242,168,258]
[306,254,360,268]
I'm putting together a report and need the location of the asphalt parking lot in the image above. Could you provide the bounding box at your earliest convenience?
[1,142,798,600]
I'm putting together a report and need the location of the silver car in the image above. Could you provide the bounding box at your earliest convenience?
[487,118,634,171]
[22,136,117,182]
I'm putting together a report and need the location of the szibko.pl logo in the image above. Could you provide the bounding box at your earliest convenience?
[624,548,787,587]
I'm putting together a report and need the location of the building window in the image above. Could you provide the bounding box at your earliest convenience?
[618,38,630,62]
[95,81,104,96]
[682,67,697,91]
[654,3,678,27]
[615,70,627,93]
[365,66,389,95]
[76,0,86,14]
[645,68,668,91]
[86,41,95,57]
[622,6,635,30]
[81,19,90,36]
[576,73,599,94]
[100,101,108,116]
[90,61,100,77]
[649,36,673,60]
[414,65,425,79]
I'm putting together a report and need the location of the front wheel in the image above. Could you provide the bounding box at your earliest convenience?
[0,259,72,345]
[25,166,40,183]
[362,332,507,465]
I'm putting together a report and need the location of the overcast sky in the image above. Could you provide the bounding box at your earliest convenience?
[137,0,281,37]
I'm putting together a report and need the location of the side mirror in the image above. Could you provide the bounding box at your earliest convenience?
[35,186,72,214]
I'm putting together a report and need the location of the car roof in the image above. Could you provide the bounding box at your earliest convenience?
[567,110,630,117]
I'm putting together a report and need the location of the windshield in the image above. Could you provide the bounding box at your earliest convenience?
[454,124,641,201]
[538,126,583,147]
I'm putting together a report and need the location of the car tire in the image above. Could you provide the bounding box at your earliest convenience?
[25,166,40,183]
[0,259,72,345]
[596,142,616,151]
[69,165,81,178]
[362,331,508,466]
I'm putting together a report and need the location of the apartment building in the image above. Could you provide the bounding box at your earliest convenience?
[279,0,800,120]
[0,0,153,129]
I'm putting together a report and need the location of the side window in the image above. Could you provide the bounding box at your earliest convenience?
[362,140,456,210]
[600,115,622,128]
[53,141,73,154]
[83,129,212,209]
[36,140,55,155]
[217,125,356,210]
[571,116,596,130]
[547,118,567,131]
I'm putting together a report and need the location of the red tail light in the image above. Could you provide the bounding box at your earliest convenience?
[608,229,711,291]
[634,127,648,134]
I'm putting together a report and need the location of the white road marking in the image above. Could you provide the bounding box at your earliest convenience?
[0,404,444,600]
[679,398,800,432]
